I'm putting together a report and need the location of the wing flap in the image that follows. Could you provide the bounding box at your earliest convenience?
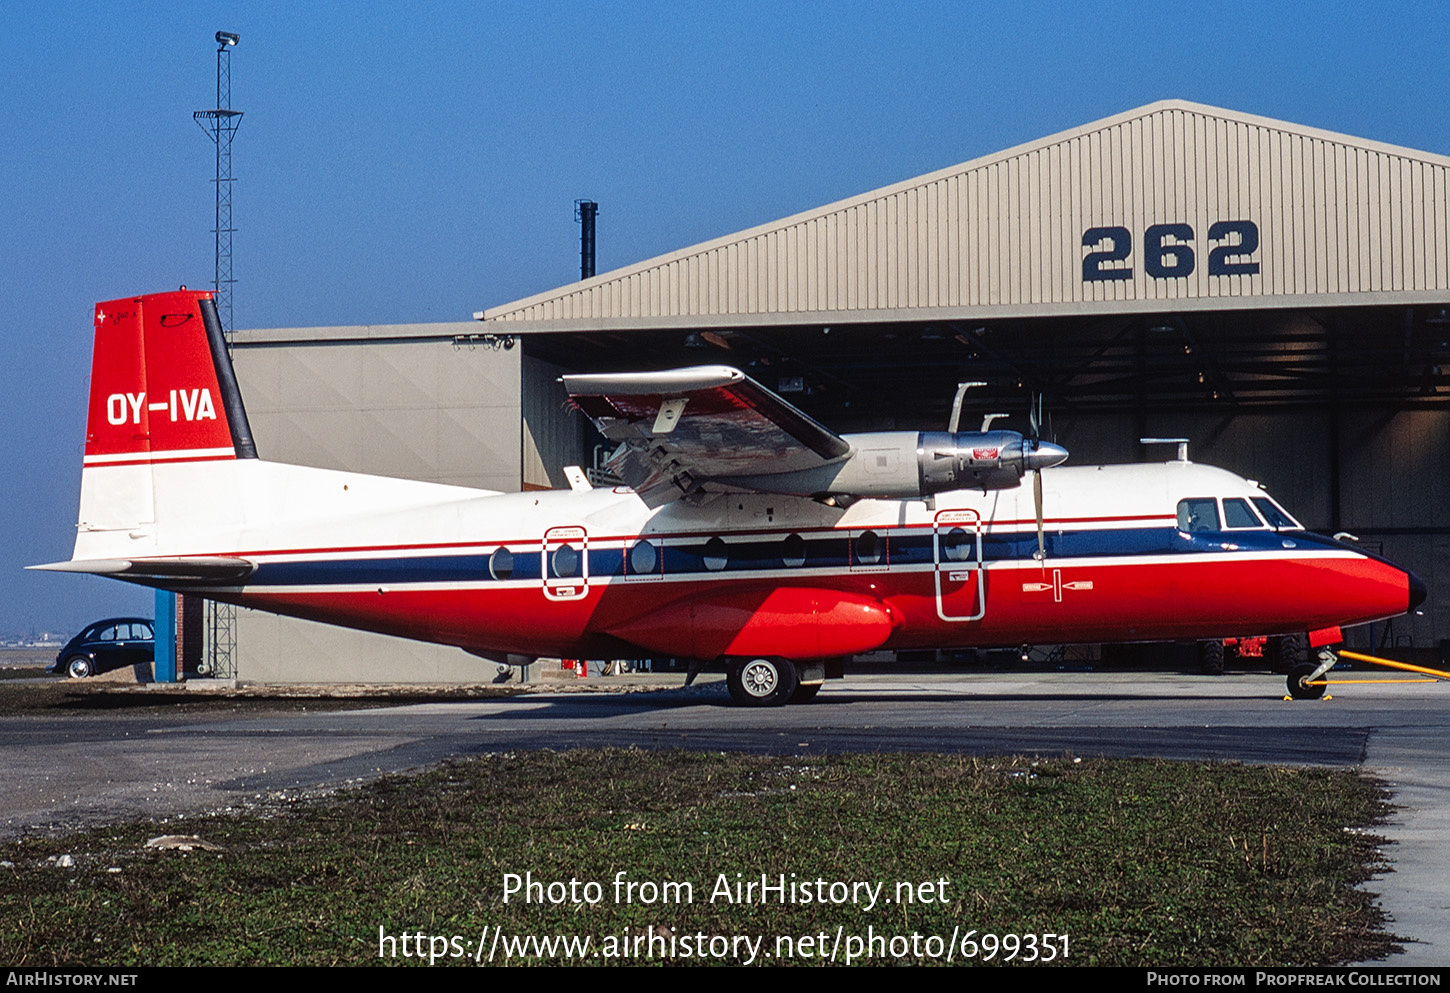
[564,366,851,504]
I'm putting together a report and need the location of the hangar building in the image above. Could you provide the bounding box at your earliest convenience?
[229,100,1450,682]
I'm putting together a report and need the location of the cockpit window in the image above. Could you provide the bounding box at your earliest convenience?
[1177,498,1220,532]
[1251,497,1300,531]
[1222,498,1263,529]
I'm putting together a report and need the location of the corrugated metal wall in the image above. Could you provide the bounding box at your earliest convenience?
[521,355,591,489]
[484,101,1450,324]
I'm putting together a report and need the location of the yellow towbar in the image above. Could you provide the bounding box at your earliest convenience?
[1336,650,1450,681]
[1285,648,1447,700]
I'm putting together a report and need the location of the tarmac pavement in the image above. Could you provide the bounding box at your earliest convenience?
[0,668,1445,965]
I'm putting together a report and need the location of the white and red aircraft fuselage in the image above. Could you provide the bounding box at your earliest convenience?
[36,290,1424,704]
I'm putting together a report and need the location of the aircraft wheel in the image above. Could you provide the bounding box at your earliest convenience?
[790,682,823,704]
[1287,663,1326,700]
[1198,640,1225,675]
[726,657,798,707]
[64,655,94,679]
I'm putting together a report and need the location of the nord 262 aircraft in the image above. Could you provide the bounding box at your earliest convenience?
[35,289,1425,704]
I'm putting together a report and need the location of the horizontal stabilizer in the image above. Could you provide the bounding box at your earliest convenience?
[29,556,256,580]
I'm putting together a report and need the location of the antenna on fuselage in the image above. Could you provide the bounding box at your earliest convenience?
[1141,437,1191,462]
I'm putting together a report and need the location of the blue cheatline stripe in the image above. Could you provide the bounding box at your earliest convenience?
[241,526,1341,587]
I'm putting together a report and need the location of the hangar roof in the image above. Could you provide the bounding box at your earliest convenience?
[477,100,1450,331]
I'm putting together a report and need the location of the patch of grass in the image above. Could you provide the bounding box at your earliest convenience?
[0,751,1396,966]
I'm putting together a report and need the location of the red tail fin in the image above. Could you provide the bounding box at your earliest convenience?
[86,290,255,466]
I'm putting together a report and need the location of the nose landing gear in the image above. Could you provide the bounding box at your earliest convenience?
[1286,648,1337,700]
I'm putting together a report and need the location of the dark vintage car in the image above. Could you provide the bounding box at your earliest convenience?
[49,618,155,678]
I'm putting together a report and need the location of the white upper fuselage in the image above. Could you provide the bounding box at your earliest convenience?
[74,457,1276,563]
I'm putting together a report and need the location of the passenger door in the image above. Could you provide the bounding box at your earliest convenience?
[542,526,589,601]
[933,509,984,622]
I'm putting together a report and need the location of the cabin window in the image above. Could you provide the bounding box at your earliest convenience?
[628,540,658,575]
[1177,498,1220,532]
[551,543,580,578]
[941,526,972,562]
[782,533,806,568]
[854,529,882,566]
[703,537,728,571]
[1252,497,1300,530]
[1222,497,1263,529]
[489,547,514,581]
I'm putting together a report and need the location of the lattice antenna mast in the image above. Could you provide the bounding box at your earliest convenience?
[194,31,242,339]
[192,31,243,683]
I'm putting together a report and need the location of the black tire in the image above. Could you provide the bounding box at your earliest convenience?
[1287,662,1326,700]
[726,657,798,707]
[1198,640,1225,675]
[789,682,823,704]
[1268,634,1306,675]
[64,655,94,679]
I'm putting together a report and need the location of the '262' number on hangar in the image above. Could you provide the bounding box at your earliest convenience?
[1082,221,1260,281]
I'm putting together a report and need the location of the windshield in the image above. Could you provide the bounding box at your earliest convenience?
[1251,496,1300,530]
[1177,495,1302,532]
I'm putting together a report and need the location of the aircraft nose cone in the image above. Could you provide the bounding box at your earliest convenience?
[1026,441,1069,471]
[1408,570,1427,612]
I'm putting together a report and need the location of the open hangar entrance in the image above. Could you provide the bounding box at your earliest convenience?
[227,100,1449,681]
[516,302,1450,657]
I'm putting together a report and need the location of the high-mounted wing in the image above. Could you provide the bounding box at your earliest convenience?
[564,366,851,506]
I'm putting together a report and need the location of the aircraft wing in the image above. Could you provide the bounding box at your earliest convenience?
[563,366,851,506]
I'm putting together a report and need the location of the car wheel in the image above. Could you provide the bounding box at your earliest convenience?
[64,655,94,679]
[726,657,798,707]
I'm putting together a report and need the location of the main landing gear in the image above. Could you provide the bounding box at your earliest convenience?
[724,656,825,707]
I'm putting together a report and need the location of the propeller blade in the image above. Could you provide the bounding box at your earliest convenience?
[1034,467,1046,573]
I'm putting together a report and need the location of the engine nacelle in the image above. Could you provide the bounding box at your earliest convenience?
[915,430,1047,494]
[835,430,1068,497]
[723,430,1068,499]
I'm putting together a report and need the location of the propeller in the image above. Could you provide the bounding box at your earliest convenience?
[949,380,1066,570]
[1028,392,1047,573]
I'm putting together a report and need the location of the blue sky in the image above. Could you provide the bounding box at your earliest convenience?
[4,1,1449,634]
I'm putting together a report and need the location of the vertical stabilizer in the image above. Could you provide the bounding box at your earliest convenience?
[77,290,254,549]
[86,289,252,466]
